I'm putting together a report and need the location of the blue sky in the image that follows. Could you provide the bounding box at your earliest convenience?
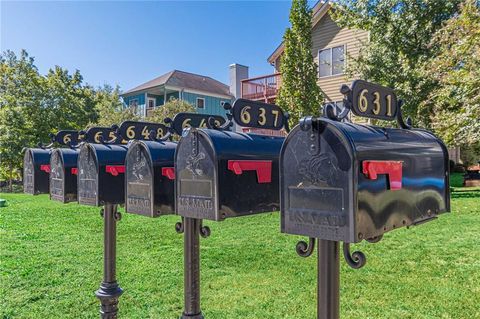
[0,1,310,92]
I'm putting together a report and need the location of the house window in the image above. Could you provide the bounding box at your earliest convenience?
[196,97,205,109]
[147,98,156,109]
[319,45,345,77]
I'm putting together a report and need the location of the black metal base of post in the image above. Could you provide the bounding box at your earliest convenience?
[95,282,123,319]
[317,239,340,319]
[96,204,123,319]
[179,312,205,319]
[180,217,204,319]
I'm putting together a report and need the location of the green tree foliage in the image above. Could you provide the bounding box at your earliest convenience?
[0,50,129,187]
[149,98,195,140]
[420,0,480,159]
[0,50,45,188]
[42,66,98,139]
[333,0,461,125]
[149,98,195,123]
[277,0,323,125]
[93,84,139,127]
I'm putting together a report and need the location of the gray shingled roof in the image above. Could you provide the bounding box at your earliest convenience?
[122,70,233,97]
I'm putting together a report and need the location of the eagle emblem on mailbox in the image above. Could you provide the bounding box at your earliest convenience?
[298,153,339,186]
[186,152,206,177]
[131,148,148,181]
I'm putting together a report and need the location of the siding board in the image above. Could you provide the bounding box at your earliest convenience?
[274,12,368,103]
[312,13,368,102]
[182,91,231,117]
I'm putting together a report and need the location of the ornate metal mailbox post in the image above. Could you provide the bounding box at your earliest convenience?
[76,121,167,318]
[175,99,288,318]
[23,130,80,195]
[124,113,226,319]
[280,80,450,319]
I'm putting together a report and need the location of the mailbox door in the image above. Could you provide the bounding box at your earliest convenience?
[50,150,66,202]
[176,129,218,220]
[125,141,176,217]
[352,126,449,240]
[280,121,355,242]
[23,150,36,195]
[78,144,100,206]
[50,149,78,203]
[126,142,155,216]
[23,149,50,195]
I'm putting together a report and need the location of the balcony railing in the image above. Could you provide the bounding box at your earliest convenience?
[241,73,281,103]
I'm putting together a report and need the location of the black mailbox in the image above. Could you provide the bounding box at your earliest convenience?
[125,113,226,217]
[175,99,287,221]
[23,148,51,195]
[49,128,114,203]
[125,140,177,216]
[23,130,80,195]
[78,143,128,206]
[78,121,168,206]
[50,148,79,203]
[280,81,450,243]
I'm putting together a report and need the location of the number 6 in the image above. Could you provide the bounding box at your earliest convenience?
[359,89,369,112]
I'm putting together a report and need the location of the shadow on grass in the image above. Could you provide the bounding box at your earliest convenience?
[451,188,480,199]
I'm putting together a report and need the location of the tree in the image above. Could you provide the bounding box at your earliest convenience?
[0,50,44,190]
[93,84,139,127]
[0,50,113,189]
[277,0,323,125]
[420,0,480,163]
[333,0,461,125]
[149,98,195,123]
[42,66,98,139]
[149,98,196,140]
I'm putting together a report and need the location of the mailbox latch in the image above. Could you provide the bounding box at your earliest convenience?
[105,165,126,176]
[161,167,175,180]
[227,160,272,184]
[362,160,403,190]
[40,165,51,173]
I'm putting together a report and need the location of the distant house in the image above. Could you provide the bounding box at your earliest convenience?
[121,70,234,117]
[241,1,369,107]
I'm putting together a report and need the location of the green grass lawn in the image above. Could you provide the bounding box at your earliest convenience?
[1,185,479,318]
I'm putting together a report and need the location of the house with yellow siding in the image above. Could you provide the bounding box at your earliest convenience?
[241,1,368,108]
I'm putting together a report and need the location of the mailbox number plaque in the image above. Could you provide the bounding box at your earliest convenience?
[116,121,168,141]
[349,80,398,120]
[54,130,81,146]
[172,113,226,135]
[82,127,119,144]
[232,99,285,130]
